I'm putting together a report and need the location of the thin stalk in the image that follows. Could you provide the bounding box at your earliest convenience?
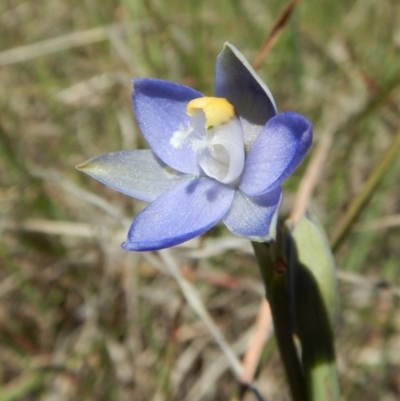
[252,241,307,401]
[331,129,400,251]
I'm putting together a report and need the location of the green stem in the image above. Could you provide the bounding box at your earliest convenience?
[331,129,400,251]
[252,241,307,401]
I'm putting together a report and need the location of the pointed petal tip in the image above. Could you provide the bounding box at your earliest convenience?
[222,41,232,50]
[121,237,183,252]
[122,240,147,252]
[121,240,159,252]
[75,158,104,175]
[214,42,277,147]
[75,150,193,202]
[220,41,240,54]
[75,160,90,172]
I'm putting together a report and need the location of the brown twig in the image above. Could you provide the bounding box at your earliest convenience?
[252,0,299,70]
[289,130,333,224]
[240,299,273,385]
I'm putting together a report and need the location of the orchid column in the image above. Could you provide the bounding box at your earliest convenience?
[78,42,339,401]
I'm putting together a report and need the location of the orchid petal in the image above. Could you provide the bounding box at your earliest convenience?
[223,187,282,241]
[240,112,312,197]
[214,42,277,148]
[133,78,203,175]
[122,177,235,251]
[77,150,193,202]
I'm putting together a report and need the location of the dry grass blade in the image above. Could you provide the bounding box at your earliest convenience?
[355,214,400,232]
[3,218,98,238]
[184,237,252,258]
[158,250,244,378]
[31,168,130,226]
[240,300,273,385]
[252,0,299,70]
[183,328,252,401]
[0,22,152,66]
[289,129,333,224]
[337,270,400,298]
[170,337,209,396]
[55,73,119,105]
[106,340,135,401]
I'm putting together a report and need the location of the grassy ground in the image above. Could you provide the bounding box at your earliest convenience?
[1,0,400,400]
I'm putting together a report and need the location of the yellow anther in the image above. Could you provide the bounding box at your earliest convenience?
[186,97,235,129]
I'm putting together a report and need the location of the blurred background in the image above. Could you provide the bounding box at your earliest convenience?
[1,0,400,400]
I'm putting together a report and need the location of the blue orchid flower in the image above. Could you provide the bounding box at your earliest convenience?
[78,43,312,251]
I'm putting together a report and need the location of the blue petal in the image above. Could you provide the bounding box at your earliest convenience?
[214,42,277,148]
[239,112,312,197]
[77,150,193,202]
[223,187,282,241]
[133,78,203,175]
[122,177,235,251]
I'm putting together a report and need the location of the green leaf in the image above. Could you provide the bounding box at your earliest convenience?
[285,212,340,401]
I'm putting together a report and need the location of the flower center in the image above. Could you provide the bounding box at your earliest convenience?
[170,97,245,185]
